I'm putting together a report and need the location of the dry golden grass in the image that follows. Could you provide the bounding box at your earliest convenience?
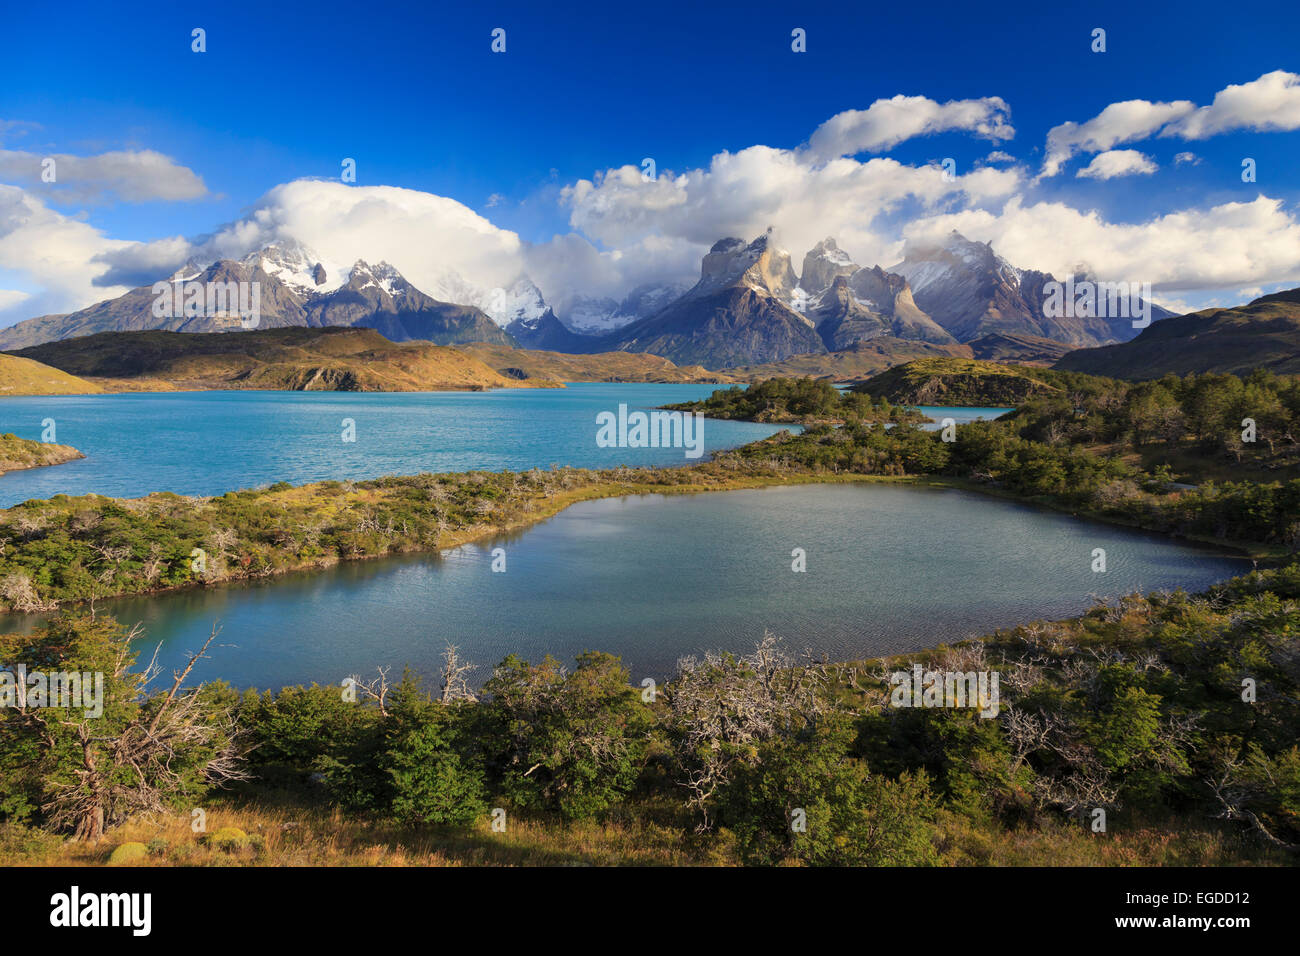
[3,796,1283,868]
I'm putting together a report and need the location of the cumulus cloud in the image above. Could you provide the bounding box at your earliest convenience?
[1041,71,1300,177]
[1075,149,1158,180]
[99,180,528,298]
[561,145,1021,273]
[1161,70,1300,139]
[0,289,31,311]
[900,195,1300,292]
[0,185,134,324]
[808,95,1014,159]
[0,147,207,203]
[1042,100,1193,178]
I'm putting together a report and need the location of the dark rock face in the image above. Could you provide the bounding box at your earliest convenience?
[609,286,826,368]
[599,234,825,368]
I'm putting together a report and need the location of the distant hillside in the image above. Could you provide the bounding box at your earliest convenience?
[723,333,1066,384]
[723,337,969,382]
[12,327,557,392]
[851,358,1080,406]
[0,433,84,476]
[1054,290,1300,379]
[0,353,102,396]
[967,332,1073,366]
[459,344,741,383]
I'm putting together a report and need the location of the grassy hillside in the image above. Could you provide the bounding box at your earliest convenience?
[0,352,102,396]
[460,343,741,383]
[0,433,84,476]
[665,376,927,424]
[852,358,1103,406]
[12,327,560,392]
[1055,290,1300,379]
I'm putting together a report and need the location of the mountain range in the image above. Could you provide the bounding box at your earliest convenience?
[0,242,515,352]
[0,231,1178,370]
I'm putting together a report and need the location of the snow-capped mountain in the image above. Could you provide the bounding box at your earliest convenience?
[790,238,956,347]
[241,239,345,298]
[558,282,692,334]
[600,234,827,367]
[795,238,859,309]
[890,231,1173,346]
[424,273,594,351]
[0,245,515,350]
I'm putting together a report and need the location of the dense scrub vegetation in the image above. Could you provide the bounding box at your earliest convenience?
[725,368,1300,553]
[665,376,927,424]
[4,563,1297,864]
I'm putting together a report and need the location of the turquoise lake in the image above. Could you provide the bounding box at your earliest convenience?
[0,384,791,506]
[0,385,1004,506]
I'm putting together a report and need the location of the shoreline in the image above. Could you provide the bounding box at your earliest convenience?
[0,465,1269,618]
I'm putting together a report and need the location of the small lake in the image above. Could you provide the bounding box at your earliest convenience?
[0,483,1247,690]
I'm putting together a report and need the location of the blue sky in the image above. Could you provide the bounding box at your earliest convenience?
[3,0,1300,324]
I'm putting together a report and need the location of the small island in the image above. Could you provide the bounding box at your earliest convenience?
[663,376,929,424]
[0,433,84,476]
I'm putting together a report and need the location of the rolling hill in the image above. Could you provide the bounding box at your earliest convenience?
[9,327,558,392]
[459,344,741,383]
[1054,289,1300,378]
[850,358,1072,406]
[0,353,103,396]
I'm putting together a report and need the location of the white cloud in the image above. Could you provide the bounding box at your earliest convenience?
[0,185,134,325]
[808,95,1014,159]
[1043,100,1193,177]
[1075,149,1158,180]
[1162,70,1300,139]
[0,289,31,311]
[181,180,524,296]
[561,146,1021,275]
[900,195,1300,292]
[1041,71,1300,177]
[0,147,207,203]
[1174,151,1202,166]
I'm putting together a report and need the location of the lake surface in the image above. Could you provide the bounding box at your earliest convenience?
[0,384,795,505]
[0,483,1247,690]
[0,386,1006,506]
